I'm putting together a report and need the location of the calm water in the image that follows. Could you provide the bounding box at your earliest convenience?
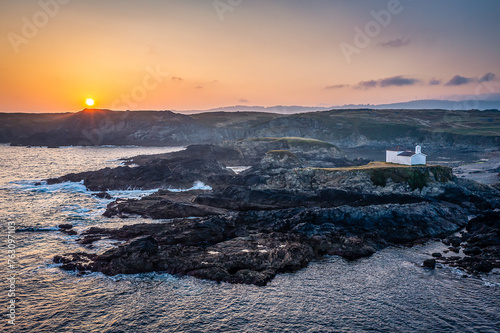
[1,145,499,333]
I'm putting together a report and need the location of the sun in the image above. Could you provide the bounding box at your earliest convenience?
[85,98,95,107]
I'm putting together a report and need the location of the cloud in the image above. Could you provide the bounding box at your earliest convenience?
[379,76,419,87]
[378,38,410,48]
[238,98,249,103]
[429,78,441,86]
[479,72,496,82]
[356,80,378,89]
[195,85,203,89]
[171,76,183,81]
[325,84,349,89]
[355,76,419,89]
[445,75,474,86]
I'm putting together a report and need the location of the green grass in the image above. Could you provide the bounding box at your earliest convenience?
[314,162,453,190]
[315,161,423,171]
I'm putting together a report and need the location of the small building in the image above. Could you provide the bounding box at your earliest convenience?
[386,145,426,166]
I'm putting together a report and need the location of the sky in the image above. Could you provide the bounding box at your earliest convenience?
[1,0,499,112]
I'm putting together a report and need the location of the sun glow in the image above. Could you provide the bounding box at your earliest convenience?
[85,98,95,107]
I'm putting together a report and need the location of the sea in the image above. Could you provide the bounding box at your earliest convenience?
[1,144,499,333]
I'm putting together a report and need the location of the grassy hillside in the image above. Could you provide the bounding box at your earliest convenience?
[1,108,498,147]
[315,162,453,190]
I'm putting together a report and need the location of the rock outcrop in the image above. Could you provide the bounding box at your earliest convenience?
[428,211,500,274]
[47,157,235,191]
[52,140,500,285]
[56,201,469,285]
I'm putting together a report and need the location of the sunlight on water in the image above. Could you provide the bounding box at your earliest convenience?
[0,145,499,332]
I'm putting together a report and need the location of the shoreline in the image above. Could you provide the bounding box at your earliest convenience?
[47,139,500,285]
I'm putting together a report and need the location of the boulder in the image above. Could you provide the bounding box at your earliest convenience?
[423,259,436,269]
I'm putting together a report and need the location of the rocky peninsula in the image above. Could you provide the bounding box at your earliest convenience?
[50,138,500,285]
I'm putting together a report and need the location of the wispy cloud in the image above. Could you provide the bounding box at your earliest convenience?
[479,72,496,82]
[355,76,419,89]
[378,38,410,48]
[171,76,183,81]
[325,84,349,89]
[429,78,441,86]
[379,76,419,87]
[445,75,474,86]
[356,80,378,89]
[238,98,249,103]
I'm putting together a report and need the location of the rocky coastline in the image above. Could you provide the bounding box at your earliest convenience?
[50,138,500,285]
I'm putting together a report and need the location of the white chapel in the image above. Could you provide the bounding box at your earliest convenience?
[386,145,427,166]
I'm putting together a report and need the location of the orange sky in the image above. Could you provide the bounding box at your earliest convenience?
[1,0,499,112]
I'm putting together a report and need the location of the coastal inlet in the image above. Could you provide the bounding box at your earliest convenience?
[1,144,499,332]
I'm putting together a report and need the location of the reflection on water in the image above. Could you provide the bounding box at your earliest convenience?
[0,146,499,332]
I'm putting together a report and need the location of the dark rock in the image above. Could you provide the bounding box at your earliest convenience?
[55,201,469,285]
[473,261,494,273]
[92,236,159,275]
[103,193,227,219]
[423,259,436,268]
[432,252,442,258]
[47,157,235,191]
[449,236,462,247]
[82,227,107,235]
[59,224,77,235]
[463,246,482,256]
[124,144,245,167]
[436,211,500,274]
[448,246,460,253]
[78,235,102,245]
[58,224,73,230]
[49,140,500,285]
[93,192,112,199]
[54,252,96,272]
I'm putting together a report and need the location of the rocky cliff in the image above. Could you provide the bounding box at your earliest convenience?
[51,141,500,285]
[3,108,499,149]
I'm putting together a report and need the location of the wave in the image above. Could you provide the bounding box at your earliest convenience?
[482,280,500,287]
[105,188,159,200]
[9,180,88,194]
[167,181,212,192]
[100,181,212,199]
[17,227,60,232]
[8,179,211,202]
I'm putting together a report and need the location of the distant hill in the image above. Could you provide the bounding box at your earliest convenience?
[181,98,500,114]
[1,108,498,149]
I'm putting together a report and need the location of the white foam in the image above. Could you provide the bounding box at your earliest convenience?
[9,180,88,194]
[11,178,211,196]
[167,181,212,192]
[482,280,500,287]
[227,166,251,174]
[105,188,159,200]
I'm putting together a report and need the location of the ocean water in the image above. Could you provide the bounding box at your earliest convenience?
[1,145,499,333]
